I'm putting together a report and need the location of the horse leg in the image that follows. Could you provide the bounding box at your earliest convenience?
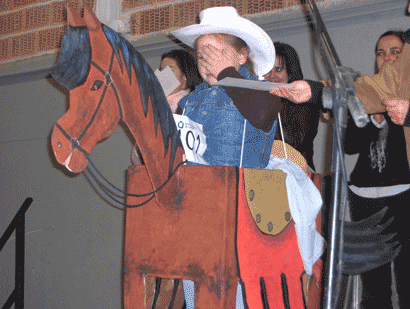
[123,273,146,308]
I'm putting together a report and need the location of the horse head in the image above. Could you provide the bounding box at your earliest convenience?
[50,5,122,172]
[51,5,182,178]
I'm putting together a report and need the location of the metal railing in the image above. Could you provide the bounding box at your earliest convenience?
[0,197,33,309]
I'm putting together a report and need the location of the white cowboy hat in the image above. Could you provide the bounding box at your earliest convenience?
[171,6,275,77]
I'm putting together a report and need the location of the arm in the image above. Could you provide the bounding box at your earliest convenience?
[307,80,324,104]
[198,45,282,133]
[344,116,366,155]
[268,80,324,105]
[344,114,386,155]
[217,67,282,133]
[279,101,320,151]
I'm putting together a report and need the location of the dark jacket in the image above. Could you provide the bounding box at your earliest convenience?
[345,113,410,187]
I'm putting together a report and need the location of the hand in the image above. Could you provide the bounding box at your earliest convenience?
[269,80,312,103]
[381,98,410,125]
[198,44,236,79]
[372,113,385,124]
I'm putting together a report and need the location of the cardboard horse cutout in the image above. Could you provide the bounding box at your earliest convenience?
[50,5,325,308]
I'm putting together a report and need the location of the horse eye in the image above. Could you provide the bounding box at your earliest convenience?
[91,80,103,91]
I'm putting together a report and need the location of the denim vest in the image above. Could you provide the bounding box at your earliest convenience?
[179,66,277,169]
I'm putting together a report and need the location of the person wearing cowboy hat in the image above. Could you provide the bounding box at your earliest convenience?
[171,6,324,309]
[172,6,321,169]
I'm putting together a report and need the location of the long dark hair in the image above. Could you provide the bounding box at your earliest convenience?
[374,30,405,73]
[273,41,303,83]
[161,49,203,92]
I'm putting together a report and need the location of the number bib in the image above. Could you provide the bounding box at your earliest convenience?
[173,114,208,165]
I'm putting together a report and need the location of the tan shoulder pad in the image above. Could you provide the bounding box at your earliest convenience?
[243,169,292,235]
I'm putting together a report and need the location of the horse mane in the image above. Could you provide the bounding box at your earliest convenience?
[51,26,91,90]
[51,24,182,174]
[102,25,181,172]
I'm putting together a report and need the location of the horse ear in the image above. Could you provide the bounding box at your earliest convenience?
[67,4,85,27]
[83,4,101,31]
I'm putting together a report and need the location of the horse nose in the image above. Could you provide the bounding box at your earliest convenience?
[51,125,75,168]
[51,125,88,173]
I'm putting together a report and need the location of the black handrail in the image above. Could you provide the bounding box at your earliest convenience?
[0,197,33,309]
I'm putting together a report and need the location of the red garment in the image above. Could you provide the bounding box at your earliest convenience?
[237,168,322,309]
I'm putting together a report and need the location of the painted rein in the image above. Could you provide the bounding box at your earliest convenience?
[54,50,186,208]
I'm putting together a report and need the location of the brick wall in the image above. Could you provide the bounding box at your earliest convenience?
[0,0,325,63]
[0,0,94,63]
[128,0,323,36]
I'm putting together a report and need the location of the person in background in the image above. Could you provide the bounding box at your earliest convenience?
[345,30,410,309]
[272,2,410,168]
[132,49,202,165]
[159,49,203,114]
[264,42,321,171]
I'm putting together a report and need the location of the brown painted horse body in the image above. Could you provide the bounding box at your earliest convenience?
[50,5,321,308]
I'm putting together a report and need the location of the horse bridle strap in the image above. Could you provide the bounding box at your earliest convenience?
[75,50,122,142]
[54,49,186,208]
[85,158,187,209]
[56,120,184,203]
[55,103,187,206]
[90,51,124,120]
[55,50,123,155]
[55,122,90,157]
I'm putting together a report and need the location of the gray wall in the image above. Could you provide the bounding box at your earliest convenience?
[0,0,408,307]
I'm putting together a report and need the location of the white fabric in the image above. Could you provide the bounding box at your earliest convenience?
[173,115,208,165]
[349,184,410,198]
[171,6,275,77]
[266,156,324,275]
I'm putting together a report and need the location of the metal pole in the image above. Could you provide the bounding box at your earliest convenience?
[324,99,349,309]
[15,210,25,309]
[352,275,361,309]
[305,1,369,307]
